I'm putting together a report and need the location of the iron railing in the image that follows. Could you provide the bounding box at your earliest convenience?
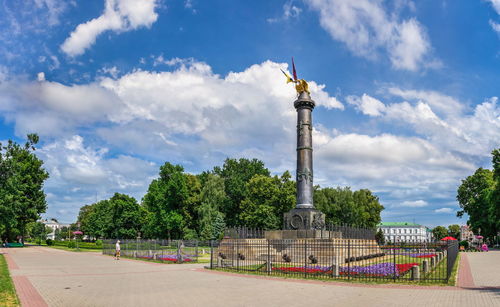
[224,225,376,240]
[210,239,456,283]
[102,239,212,263]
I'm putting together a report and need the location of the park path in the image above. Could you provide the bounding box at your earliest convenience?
[1,246,499,307]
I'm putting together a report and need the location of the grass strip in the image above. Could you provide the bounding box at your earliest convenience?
[0,254,20,307]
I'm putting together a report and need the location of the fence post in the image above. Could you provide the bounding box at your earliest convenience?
[267,240,271,274]
[393,246,397,281]
[304,239,308,279]
[210,240,214,269]
[347,240,351,280]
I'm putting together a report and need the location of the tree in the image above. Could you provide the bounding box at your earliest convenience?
[314,187,384,228]
[197,174,227,240]
[432,226,448,240]
[30,222,51,241]
[240,172,295,229]
[142,162,189,239]
[447,224,460,239]
[457,167,496,239]
[0,134,49,242]
[214,158,270,227]
[375,229,385,245]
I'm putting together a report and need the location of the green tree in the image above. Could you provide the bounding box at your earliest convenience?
[314,187,384,228]
[143,162,189,239]
[240,172,295,229]
[457,167,496,239]
[30,222,51,241]
[0,134,49,242]
[197,174,227,240]
[432,226,448,240]
[214,158,270,227]
[375,228,386,245]
[447,224,460,239]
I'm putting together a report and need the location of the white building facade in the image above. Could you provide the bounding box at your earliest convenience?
[378,222,433,243]
[41,219,70,240]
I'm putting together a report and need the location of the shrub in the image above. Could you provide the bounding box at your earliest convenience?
[95,240,103,248]
[67,241,76,248]
[459,240,469,249]
[45,239,53,246]
[35,239,42,245]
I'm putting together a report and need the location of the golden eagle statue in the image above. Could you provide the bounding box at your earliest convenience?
[280,58,310,95]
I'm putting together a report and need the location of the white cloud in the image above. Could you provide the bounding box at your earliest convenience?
[346,94,386,116]
[434,207,453,213]
[488,0,500,14]
[401,200,428,207]
[61,0,159,56]
[268,1,302,23]
[305,0,433,71]
[490,20,500,34]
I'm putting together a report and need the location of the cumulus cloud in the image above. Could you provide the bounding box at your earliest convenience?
[61,0,159,56]
[305,0,434,71]
[434,207,453,213]
[401,200,428,207]
[346,94,386,116]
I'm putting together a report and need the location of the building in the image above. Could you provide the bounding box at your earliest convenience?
[460,225,475,242]
[41,219,71,240]
[378,222,433,243]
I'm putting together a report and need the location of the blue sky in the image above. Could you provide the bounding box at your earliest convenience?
[0,0,499,227]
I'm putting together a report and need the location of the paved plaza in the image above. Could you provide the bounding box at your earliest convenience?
[1,246,499,307]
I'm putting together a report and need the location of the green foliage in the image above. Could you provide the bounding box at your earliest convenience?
[240,172,295,229]
[197,174,227,240]
[0,134,49,242]
[314,187,384,228]
[432,226,448,240]
[447,224,460,239]
[457,148,499,240]
[375,229,385,244]
[77,193,145,239]
[214,158,270,227]
[45,239,53,246]
[142,162,189,239]
[29,222,50,239]
[67,241,76,248]
[459,240,469,249]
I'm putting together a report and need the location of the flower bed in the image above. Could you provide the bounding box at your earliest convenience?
[273,262,419,277]
[395,252,437,258]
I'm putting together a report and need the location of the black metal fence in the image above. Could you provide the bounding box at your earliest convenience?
[102,239,211,263]
[224,225,376,240]
[210,238,459,283]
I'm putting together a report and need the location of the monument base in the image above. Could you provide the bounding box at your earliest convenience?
[283,208,325,230]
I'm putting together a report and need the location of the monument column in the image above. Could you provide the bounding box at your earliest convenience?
[295,92,315,208]
[283,90,325,231]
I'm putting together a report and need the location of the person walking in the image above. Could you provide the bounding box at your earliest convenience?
[115,240,121,260]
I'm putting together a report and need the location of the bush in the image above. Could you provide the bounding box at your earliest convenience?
[95,240,103,248]
[67,241,76,248]
[459,240,469,249]
[35,239,42,245]
[45,239,53,246]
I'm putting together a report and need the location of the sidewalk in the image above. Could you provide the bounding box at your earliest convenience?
[2,246,499,307]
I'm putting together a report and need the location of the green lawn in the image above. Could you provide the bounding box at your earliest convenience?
[0,254,19,307]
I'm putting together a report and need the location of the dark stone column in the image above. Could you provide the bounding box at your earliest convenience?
[294,92,315,208]
[283,91,325,230]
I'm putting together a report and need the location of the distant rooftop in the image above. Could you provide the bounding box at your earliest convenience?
[378,222,422,227]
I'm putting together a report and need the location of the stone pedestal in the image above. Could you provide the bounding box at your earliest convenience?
[283,208,325,230]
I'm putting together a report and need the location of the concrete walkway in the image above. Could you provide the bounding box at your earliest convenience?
[2,246,499,307]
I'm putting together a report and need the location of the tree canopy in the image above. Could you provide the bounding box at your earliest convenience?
[0,134,49,242]
[76,157,385,239]
[457,148,499,240]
